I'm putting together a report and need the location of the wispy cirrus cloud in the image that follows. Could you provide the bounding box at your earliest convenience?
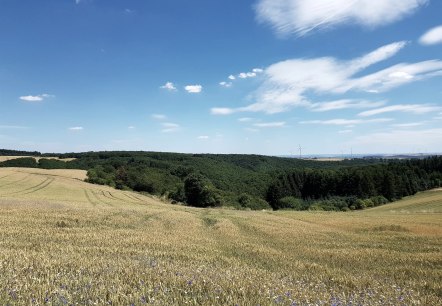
[197,135,209,140]
[253,121,286,127]
[419,25,442,45]
[338,129,353,134]
[184,85,202,93]
[211,41,442,115]
[391,122,426,128]
[300,118,393,126]
[68,126,83,131]
[0,125,27,129]
[358,104,441,117]
[238,117,254,122]
[151,114,167,120]
[310,99,385,112]
[161,122,180,133]
[256,0,429,37]
[19,93,54,102]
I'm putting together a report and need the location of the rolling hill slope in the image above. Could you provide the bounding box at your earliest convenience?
[0,167,440,305]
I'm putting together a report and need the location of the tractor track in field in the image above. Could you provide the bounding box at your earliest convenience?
[0,173,13,180]
[89,190,113,207]
[104,191,137,204]
[0,174,31,188]
[0,177,54,196]
[98,190,145,206]
[83,189,97,206]
[124,192,146,203]
[123,192,148,205]
[22,178,54,195]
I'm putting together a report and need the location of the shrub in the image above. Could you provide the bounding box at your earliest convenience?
[238,193,271,210]
[274,196,304,210]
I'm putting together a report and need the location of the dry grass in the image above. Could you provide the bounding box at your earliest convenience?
[0,168,440,305]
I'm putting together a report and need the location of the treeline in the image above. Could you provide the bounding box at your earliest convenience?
[267,156,442,211]
[0,149,41,156]
[1,149,441,211]
[0,157,79,169]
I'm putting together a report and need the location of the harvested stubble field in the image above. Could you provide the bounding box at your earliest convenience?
[0,168,440,305]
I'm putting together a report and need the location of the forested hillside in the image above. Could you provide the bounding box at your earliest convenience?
[1,150,441,210]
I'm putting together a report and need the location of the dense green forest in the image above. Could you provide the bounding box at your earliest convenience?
[1,150,441,211]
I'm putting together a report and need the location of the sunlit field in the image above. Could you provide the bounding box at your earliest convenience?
[0,168,440,305]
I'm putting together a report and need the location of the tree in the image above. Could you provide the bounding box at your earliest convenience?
[184,174,221,207]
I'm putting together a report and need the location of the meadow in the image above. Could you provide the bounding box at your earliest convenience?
[0,167,440,305]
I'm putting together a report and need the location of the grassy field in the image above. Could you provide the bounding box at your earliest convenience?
[0,168,440,305]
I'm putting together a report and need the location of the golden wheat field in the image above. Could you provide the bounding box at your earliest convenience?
[0,167,441,305]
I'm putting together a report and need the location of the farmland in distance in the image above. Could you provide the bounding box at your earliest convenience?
[0,167,440,305]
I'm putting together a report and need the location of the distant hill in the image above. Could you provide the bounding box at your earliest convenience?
[1,149,441,211]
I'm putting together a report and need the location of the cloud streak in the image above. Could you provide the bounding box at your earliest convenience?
[419,25,442,45]
[211,42,442,115]
[161,122,180,133]
[256,0,428,37]
[253,121,286,127]
[69,127,84,131]
[20,94,54,102]
[300,118,393,125]
[358,104,441,117]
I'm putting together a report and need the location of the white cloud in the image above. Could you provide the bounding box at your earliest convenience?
[184,85,202,93]
[161,122,180,133]
[128,126,136,129]
[253,121,286,127]
[160,82,177,91]
[151,114,167,120]
[69,127,83,131]
[219,81,232,88]
[211,108,236,115]
[300,118,392,125]
[213,42,442,115]
[310,99,385,112]
[0,125,27,129]
[20,96,39,101]
[19,93,54,102]
[238,117,254,122]
[256,0,428,37]
[239,72,256,79]
[197,135,209,140]
[419,25,442,45]
[392,122,425,128]
[338,130,353,134]
[358,104,441,117]
[238,69,264,79]
[228,75,236,80]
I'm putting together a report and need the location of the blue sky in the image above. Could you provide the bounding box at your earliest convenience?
[1,0,442,155]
